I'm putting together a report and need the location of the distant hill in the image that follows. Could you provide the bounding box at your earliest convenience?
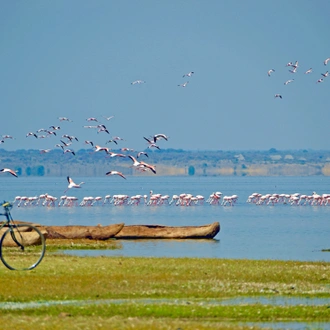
[1,148,330,176]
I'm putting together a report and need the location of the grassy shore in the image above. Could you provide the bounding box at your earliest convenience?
[0,240,329,329]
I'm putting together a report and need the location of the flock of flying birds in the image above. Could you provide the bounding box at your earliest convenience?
[1,70,196,189]
[0,113,170,193]
[269,57,330,99]
[131,70,195,88]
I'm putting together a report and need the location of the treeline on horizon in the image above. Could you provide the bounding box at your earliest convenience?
[1,148,330,177]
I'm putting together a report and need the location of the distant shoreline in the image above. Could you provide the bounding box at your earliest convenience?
[1,148,330,176]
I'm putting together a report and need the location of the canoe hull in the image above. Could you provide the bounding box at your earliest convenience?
[114,222,220,239]
[42,223,125,240]
[1,229,48,247]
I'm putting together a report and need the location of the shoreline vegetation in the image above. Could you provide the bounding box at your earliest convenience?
[2,148,330,176]
[0,244,330,329]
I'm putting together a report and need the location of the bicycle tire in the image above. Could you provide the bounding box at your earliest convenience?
[0,224,46,270]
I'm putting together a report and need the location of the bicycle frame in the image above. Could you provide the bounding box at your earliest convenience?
[0,202,25,250]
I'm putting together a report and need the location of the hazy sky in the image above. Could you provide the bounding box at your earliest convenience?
[1,0,330,152]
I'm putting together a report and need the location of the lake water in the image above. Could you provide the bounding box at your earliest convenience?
[2,175,330,262]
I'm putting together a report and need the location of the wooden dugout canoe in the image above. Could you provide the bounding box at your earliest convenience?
[1,228,48,247]
[114,222,220,239]
[41,223,125,240]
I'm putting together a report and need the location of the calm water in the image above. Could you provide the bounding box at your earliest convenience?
[2,175,330,262]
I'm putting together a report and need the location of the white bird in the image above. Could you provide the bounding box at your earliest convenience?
[83,125,98,129]
[285,62,293,67]
[63,149,76,156]
[112,136,124,141]
[289,67,297,74]
[49,126,60,130]
[304,68,312,74]
[147,143,160,150]
[144,137,160,149]
[324,57,330,66]
[106,139,118,145]
[127,155,156,174]
[284,79,294,85]
[267,69,275,77]
[131,80,146,85]
[153,133,169,142]
[65,176,85,192]
[58,117,72,122]
[137,151,148,158]
[183,71,194,78]
[106,151,126,158]
[274,94,282,99]
[103,115,114,121]
[316,78,324,84]
[2,135,14,139]
[105,171,127,180]
[321,71,329,77]
[26,132,38,138]
[94,145,110,153]
[40,149,52,154]
[292,61,299,68]
[178,81,189,87]
[0,168,18,177]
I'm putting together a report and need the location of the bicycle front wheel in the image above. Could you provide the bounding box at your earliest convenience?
[0,224,46,270]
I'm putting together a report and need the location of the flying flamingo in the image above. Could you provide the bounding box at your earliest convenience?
[304,68,312,74]
[26,132,38,138]
[153,133,169,142]
[131,80,146,85]
[103,115,115,121]
[106,151,126,158]
[274,94,282,99]
[127,155,156,174]
[0,168,18,177]
[65,176,85,193]
[143,137,160,149]
[105,171,127,180]
[267,69,275,76]
[284,79,294,85]
[58,117,72,122]
[289,67,297,74]
[137,151,148,158]
[106,139,118,145]
[40,149,52,154]
[2,135,13,139]
[324,57,330,66]
[183,71,194,77]
[178,81,189,87]
[63,149,76,156]
[94,145,110,153]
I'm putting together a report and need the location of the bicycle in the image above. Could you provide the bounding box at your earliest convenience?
[0,201,46,270]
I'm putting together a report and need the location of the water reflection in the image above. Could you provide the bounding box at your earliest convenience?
[1,296,329,309]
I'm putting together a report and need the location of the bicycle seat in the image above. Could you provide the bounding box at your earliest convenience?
[2,202,12,209]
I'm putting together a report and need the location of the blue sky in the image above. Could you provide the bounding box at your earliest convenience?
[1,0,330,152]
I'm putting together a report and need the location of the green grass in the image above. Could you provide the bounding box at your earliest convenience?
[0,244,329,329]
